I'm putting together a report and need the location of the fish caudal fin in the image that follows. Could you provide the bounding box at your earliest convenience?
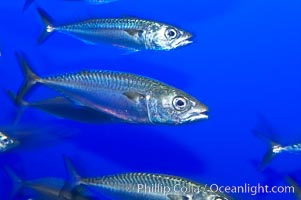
[5,90,28,125]
[37,7,55,44]
[62,155,82,188]
[4,166,24,199]
[23,0,35,11]
[252,129,282,171]
[6,90,29,107]
[60,155,94,199]
[258,144,278,171]
[15,52,41,105]
[286,176,301,199]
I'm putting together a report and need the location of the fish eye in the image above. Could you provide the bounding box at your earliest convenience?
[172,96,187,111]
[165,28,177,39]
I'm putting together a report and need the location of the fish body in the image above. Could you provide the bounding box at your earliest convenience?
[7,91,117,124]
[64,157,233,200]
[0,131,19,152]
[272,143,301,154]
[37,8,192,51]
[15,53,208,125]
[80,173,232,200]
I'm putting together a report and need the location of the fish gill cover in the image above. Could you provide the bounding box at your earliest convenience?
[0,0,300,200]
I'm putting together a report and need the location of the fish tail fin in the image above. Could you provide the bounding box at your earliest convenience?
[252,129,281,171]
[4,166,23,199]
[63,155,82,187]
[23,0,35,11]
[6,90,29,107]
[15,52,41,105]
[5,90,28,125]
[258,142,278,171]
[37,7,56,44]
[286,176,301,195]
[60,155,91,198]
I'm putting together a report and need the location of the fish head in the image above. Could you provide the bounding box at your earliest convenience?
[147,88,208,125]
[0,131,19,152]
[147,24,192,50]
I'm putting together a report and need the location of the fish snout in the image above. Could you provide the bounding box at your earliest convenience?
[189,103,208,121]
[176,32,193,47]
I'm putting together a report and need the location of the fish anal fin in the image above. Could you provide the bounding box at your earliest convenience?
[168,194,190,200]
[123,91,145,104]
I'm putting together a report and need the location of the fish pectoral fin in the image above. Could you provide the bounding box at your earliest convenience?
[167,194,190,200]
[125,29,144,37]
[123,91,146,104]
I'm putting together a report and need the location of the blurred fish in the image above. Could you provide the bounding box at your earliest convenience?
[15,53,208,125]
[253,129,301,171]
[7,90,116,124]
[63,0,118,5]
[63,156,233,200]
[23,0,118,11]
[37,8,192,51]
[1,116,58,154]
[5,167,95,200]
[0,131,19,152]
[0,122,77,153]
[286,176,301,200]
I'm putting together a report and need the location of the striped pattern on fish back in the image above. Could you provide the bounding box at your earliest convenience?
[81,173,201,191]
[45,70,167,93]
[63,18,156,30]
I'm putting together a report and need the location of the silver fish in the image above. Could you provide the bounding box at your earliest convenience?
[64,157,233,200]
[7,91,117,124]
[0,131,19,152]
[23,0,117,11]
[15,53,208,125]
[63,0,118,5]
[37,8,192,51]
[5,167,95,200]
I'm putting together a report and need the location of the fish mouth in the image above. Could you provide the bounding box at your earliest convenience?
[174,33,193,47]
[178,39,193,47]
[190,111,208,121]
[185,110,208,123]
[198,112,208,119]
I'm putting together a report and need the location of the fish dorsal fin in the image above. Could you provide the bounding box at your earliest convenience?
[125,29,144,37]
[167,194,190,200]
[123,91,145,104]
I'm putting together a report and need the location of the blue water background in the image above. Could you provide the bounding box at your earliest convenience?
[0,0,301,199]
